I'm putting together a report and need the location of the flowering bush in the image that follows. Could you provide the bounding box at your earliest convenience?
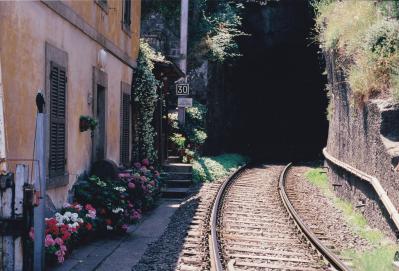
[30,203,97,264]
[132,40,161,163]
[74,176,130,234]
[118,158,162,212]
[33,159,162,266]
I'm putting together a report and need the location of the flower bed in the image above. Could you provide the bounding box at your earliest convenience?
[30,159,162,266]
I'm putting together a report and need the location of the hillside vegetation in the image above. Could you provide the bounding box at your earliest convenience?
[314,0,399,103]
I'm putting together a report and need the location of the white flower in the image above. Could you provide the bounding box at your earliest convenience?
[97,180,107,187]
[112,208,124,214]
[71,213,79,222]
[106,225,113,231]
[114,187,126,192]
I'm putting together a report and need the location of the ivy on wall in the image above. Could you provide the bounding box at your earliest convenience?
[132,40,162,163]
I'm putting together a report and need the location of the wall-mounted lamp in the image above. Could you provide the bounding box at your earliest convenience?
[98,49,107,71]
[87,92,93,105]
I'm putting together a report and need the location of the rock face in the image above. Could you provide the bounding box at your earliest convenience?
[325,52,399,238]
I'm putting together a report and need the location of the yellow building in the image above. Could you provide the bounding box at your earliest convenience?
[0,0,141,208]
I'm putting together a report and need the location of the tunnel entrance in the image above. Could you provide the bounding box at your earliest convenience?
[228,1,328,162]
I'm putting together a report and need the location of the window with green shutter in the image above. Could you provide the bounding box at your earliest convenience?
[120,84,131,166]
[49,61,67,177]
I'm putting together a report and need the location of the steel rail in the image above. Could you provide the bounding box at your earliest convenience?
[278,163,352,271]
[209,165,247,271]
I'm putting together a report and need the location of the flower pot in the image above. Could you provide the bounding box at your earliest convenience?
[79,118,89,132]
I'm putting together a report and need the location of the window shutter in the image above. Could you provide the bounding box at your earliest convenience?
[120,91,130,166]
[49,61,67,177]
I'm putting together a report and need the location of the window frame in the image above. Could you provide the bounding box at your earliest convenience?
[45,42,69,189]
[95,0,109,14]
[122,0,132,36]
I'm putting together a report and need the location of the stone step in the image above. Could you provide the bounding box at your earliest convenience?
[162,187,191,198]
[167,156,181,163]
[163,163,192,173]
[164,172,193,180]
[166,179,193,188]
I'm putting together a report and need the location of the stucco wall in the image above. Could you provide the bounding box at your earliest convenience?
[65,0,141,61]
[325,52,399,238]
[0,1,135,207]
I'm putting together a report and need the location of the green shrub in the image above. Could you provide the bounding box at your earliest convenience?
[169,133,186,150]
[314,0,379,54]
[314,0,399,101]
[192,153,248,182]
[364,20,399,57]
[181,101,207,152]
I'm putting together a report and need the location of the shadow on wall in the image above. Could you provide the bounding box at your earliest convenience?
[226,0,328,162]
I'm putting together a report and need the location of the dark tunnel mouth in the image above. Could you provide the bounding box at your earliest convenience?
[227,1,328,163]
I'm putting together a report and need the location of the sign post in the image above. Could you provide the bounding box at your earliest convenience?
[176,83,190,125]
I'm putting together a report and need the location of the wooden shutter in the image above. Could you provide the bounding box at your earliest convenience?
[49,61,67,177]
[120,90,131,166]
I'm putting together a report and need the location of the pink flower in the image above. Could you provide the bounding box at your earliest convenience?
[149,166,154,171]
[150,181,155,186]
[118,172,131,178]
[86,209,96,219]
[54,237,63,246]
[134,162,141,169]
[63,203,71,208]
[140,167,148,174]
[122,224,128,231]
[128,203,134,208]
[142,159,150,167]
[85,204,96,212]
[55,250,65,263]
[140,176,147,183]
[45,234,55,247]
[73,204,82,211]
[128,182,136,190]
[60,245,67,252]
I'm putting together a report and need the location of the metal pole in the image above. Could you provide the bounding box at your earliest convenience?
[178,0,189,125]
[33,98,46,271]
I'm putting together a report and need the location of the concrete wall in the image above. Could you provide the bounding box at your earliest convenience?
[325,52,399,238]
[0,0,139,208]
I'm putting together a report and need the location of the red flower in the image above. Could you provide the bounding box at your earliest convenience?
[105,219,112,225]
[85,223,93,231]
[61,231,71,241]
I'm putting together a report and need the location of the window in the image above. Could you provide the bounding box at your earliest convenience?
[122,0,131,33]
[49,62,67,178]
[45,43,68,188]
[120,83,131,166]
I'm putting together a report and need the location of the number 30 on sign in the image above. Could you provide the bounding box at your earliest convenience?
[176,83,189,95]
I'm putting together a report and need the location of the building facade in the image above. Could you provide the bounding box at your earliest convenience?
[0,0,141,208]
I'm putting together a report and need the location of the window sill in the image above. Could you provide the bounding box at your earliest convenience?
[122,23,132,38]
[47,173,69,189]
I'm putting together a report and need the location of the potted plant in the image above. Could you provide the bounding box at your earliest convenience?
[80,116,98,132]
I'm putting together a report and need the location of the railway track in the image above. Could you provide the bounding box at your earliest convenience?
[209,164,352,271]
